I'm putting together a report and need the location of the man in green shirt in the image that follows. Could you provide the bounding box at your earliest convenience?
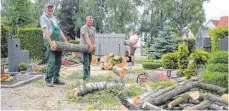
[80,16,96,80]
[40,3,68,87]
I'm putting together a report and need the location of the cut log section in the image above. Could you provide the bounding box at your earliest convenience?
[221,94,228,103]
[51,41,90,53]
[91,55,98,65]
[100,56,108,63]
[118,93,141,110]
[168,91,200,108]
[73,82,116,96]
[103,61,113,70]
[121,56,128,67]
[124,40,134,46]
[112,66,126,76]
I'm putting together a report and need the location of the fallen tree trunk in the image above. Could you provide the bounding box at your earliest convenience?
[73,82,116,96]
[51,41,90,53]
[200,93,228,105]
[167,91,200,108]
[208,103,224,110]
[142,102,162,110]
[111,66,126,76]
[197,83,227,94]
[184,100,212,110]
[148,81,200,105]
[118,93,141,110]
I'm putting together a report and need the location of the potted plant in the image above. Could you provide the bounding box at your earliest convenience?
[19,62,27,74]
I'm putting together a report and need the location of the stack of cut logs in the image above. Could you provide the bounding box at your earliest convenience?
[100,53,128,77]
[119,77,228,110]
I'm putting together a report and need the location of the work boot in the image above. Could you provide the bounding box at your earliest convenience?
[53,80,65,85]
[46,82,54,87]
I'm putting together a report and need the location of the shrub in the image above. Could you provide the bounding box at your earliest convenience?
[161,52,178,69]
[208,51,228,64]
[201,70,228,88]
[19,62,27,71]
[183,63,197,79]
[16,28,44,59]
[190,49,210,65]
[206,63,228,72]
[176,37,196,55]
[142,62,161,69]
[209,28,228,52]
[177,42,189,76]
[70,40,80,44]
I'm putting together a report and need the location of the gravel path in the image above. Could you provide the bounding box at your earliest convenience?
[1,65,113,110]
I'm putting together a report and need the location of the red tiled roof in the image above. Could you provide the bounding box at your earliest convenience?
[210,20,219,26]
[216,16,228,28]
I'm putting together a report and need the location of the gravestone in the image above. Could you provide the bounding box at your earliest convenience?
[8,38,29,72]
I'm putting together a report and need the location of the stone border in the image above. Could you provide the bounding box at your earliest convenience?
[1,75,43,88]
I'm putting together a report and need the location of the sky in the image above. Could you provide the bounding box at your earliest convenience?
[203,0,229,24]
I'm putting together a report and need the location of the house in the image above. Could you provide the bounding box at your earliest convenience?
[196,16,228,51]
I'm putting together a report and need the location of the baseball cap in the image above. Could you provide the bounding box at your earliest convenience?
[44,3,54,8]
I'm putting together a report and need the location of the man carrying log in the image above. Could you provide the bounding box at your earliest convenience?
[80,16,96,80]
[40,3,68,87]
[129,30,139,66]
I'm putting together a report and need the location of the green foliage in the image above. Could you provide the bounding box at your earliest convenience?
[201,70,228,88]
[123,84,144,97]
[19,62,27,71]
[16,28,44,59]
[142,62,161,69]
[177,42,189,76]
[1,25,9,58]
[63,56,80,64]
[147,81,176,90]
[161,52,178,69]
[206,63,228,72]
[183,63,197,79]
[136,60,155,64]
[208,51,228,64]
[209,28,228,52]
[70,40,80,44]
[190,49,210,65]
[38,65,47,73]
[66,85,121,110]
[177,37,196,55]
[151,26,178,58]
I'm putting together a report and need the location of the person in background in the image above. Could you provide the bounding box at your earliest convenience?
[129,30,139,66]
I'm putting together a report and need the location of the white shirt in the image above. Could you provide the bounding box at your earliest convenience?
[130,34,139,47]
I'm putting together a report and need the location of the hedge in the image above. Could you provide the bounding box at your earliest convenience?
[16,28,44,59]
[142,62,161,69]
[177,42,189,76]
[208,51,228,64]
[201,70,228,88]
[177,37,195,55]
[209,28,228,52]
[161,52,178,69]
[1,25,9,58]
[206,63,228,72]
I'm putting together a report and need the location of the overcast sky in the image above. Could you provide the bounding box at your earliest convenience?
[203,0,229,23]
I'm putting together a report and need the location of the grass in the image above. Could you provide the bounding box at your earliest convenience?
[147,81,176,90]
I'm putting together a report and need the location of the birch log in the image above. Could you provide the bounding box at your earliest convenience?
[73,82,116,96]
[51,41,90,53]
